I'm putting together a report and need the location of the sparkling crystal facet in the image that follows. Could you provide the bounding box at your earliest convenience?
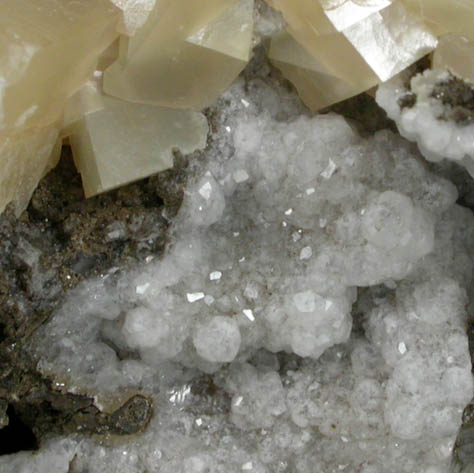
[266,0,436,95]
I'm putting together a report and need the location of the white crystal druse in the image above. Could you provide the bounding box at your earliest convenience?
[21,79,474,473]
[377,68,474,177]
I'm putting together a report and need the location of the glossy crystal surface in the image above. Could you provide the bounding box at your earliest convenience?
[69,96,208,197]
[0,0,119,132]
[269,33,372,110]
[268,0,436,109]
[103,0,253,110]
[268,0,436,85]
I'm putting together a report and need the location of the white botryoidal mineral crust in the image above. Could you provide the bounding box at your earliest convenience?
[376,68,474,176]
[20,78,474,473]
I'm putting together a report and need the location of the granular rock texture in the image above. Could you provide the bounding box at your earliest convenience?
[8,77,473,473]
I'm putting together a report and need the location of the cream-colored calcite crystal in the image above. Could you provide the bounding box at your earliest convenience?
[403,0,474,40]
[69,96,208,197]
[267,0,437,110]
[268,0,391,36]
[0,125,61,215]
[433,34,474,85]
[0,0,121,214]
[269,33,370,110]
[0,0,120,132]
[103,0,253,110]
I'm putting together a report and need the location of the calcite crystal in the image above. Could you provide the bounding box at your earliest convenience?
[269,32,370,111]
[267,0,437,110]
[2,0,474,217]
[69,95,208,197]
[103,0,254,110]
[0,0,120,213]
[0,0,120,132]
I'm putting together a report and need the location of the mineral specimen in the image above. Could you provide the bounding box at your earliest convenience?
[19,78,472,473]
[1,0,471,215]
[2,1,474,472]
[103,0,254,110]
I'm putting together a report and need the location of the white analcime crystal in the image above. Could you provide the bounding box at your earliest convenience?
[193,316,241,363]
[25,78,474,473]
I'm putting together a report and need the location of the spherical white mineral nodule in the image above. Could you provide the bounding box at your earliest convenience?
[193,316,241,363]
[122,306,169,349]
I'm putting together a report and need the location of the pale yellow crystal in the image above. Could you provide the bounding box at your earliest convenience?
[266,0,335,37]
[341,1,437,81]
[0,0,120,133]
[103,0,253,110]
[403,0,474,40]
[0,125,60,215]
[69,96,208,198]
[269,32,371,110]
[433,35,474,85]
[62,80,105,137]
[267,0,436,89]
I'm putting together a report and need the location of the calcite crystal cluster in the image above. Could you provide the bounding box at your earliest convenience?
[17,78,474,473]
[104,0,253,110]
[1,0,474,214]
[0,0,256,212]
[267,0,474,113]
[0,0,119,214]
[267,0,437,111]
